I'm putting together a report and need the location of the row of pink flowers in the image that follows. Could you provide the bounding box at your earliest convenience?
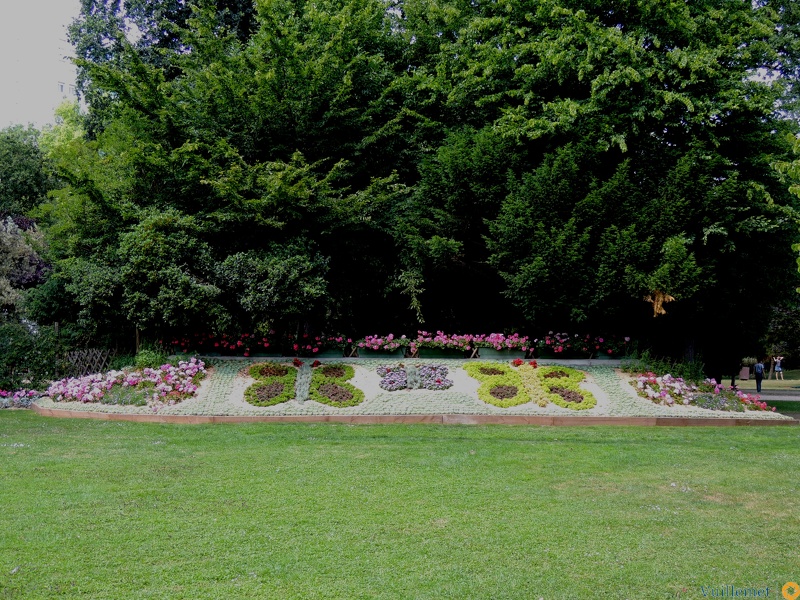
[358,331,531,353]
[163,331,630,357]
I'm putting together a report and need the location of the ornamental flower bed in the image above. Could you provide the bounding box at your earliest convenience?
[533,365,597,410]
[464,362,530,408]
[245,362,298,406]
[632,372,776,412]
[376,364,454,391]
[0,389,38,409]
[46,358,206,412]
[310,363,364,407]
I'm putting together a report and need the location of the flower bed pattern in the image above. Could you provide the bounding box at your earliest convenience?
[310,364,364,407]
[464,362,530,408]
[376,364,454,391]
[528,365,597,410]
[244,362,298,407]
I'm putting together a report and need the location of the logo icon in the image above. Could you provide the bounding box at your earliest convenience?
[783,582,800,600]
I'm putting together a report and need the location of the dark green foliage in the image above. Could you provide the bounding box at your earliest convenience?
[17,0,800,368]
[622,349,706,384]
[0,322,61,390]
[134,348,168,370]
[0,126,54,216]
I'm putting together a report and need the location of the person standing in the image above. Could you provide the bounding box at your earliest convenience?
[774,356,784,381]
[754,358,765,393]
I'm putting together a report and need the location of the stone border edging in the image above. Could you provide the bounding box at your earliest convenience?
[30,403,799,426]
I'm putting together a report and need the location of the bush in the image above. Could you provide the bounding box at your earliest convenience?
[622,349,705,382]
[134,348,169,370]
[109,354,136,370]
[0,321,61,390]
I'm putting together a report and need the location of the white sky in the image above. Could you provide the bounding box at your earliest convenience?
[0,0,82,129]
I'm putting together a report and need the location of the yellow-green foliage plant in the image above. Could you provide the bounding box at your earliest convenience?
[310,363,365,407]
[463,362,530,408]
[245,362,298,407]
[517,364,550,407]
[535,366,596,410]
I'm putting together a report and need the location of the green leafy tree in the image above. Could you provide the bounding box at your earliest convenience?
[0,126,54,216]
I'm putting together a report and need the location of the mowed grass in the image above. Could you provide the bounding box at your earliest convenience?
[1,412,799,599]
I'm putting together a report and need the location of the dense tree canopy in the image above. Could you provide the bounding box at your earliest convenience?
[18,0,800,368]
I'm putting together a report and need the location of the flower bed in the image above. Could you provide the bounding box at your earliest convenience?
[310,363,364,407]
[46,358,206,412]
[532,365,597,410]
[463,362,530,408]
[376,364,454,391]
[0,389,38,409]
[632,373,776,412]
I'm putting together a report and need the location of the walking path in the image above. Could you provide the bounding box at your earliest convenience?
[32,358,798,426]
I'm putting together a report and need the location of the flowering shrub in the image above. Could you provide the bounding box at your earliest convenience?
[167,332,274,357]
[287,333,350,356]
[357,334,409,352]
[46,358,206,412]
[320,335,352,351]
[0,389,38,409]
[534,332,631,357]
[632,372,776,412]
[410,331,529,354]
[471,333,530,351]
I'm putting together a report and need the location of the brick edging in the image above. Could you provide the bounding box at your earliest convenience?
[29,404,799,426]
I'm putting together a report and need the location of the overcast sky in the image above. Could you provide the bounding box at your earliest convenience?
[0,0,82,129]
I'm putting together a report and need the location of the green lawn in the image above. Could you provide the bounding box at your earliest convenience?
[1,411,798,599]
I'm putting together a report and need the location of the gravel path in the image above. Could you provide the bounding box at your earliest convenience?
[34,358,794,421]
